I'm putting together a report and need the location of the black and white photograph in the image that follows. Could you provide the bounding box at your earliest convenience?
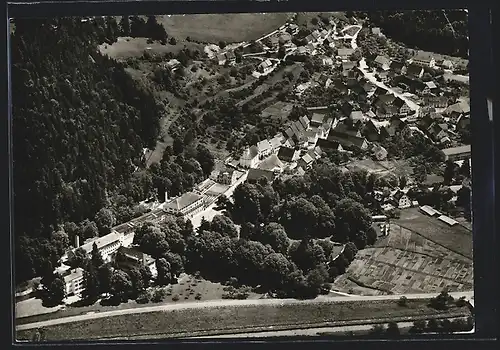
[11,9,475,342]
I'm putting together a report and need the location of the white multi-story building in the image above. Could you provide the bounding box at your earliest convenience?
[164,192,205,219]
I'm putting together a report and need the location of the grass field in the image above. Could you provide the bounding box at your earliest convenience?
[332,210,473,296]
[16,274,262,326]
[16,299,471,341]
[346,159,413,179]
[156,13,293,43]
[98,37,204,60]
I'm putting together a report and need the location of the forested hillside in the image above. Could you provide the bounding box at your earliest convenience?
[11,18,163,283]
[362,10,469,58]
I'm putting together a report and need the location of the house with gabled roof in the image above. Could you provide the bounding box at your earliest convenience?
[258,154,285,173]
[299,115,310,130]
[362,120,381,142]
[257,139,273,158]
[411,51,436,68]
[297,152,315,169]
[349,111,365,123]
[165,192,205,219]
[316,138,344,152]
[443,101,470,119]
[374,55,391,71]
[310,113,326,127]
[427,122,449,142]
[239,145,259,168]
[277,146,300,163]
[390,190,412,209]
[269,136,283,152]
[456,114,470,133]
[424,96,449,108]
[390,61,406,75]
[406,64,424,79]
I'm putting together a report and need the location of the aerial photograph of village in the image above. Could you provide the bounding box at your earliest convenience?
[12,10,474,341]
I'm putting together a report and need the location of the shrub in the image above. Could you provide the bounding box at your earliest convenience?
[152,289,166,303]
[195,293,202,300]
[136,291,150,304]
[172,294,180,302]
[398,296,408,307]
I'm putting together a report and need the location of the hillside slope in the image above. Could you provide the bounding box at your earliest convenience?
[11,17,162,282]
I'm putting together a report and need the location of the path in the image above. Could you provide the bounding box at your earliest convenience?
[16,291,473,331]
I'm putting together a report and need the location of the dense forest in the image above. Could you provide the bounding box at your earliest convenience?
[361,10,469,58]
[12,17,164,283]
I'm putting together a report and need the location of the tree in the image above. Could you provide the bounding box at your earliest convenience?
[398,296,408,307]
[43,275,66,306]
[399,175,407,189]
[411,320,427,333]
[119,16,131,36]
[210,215,238,238]
[90,243,104,269]
[195,144,215,176]
[67,247,89,269]
[427,318,440,331]
[443,160,457,185]
[258,222,289,255]
[156,257,172,286]
[369,324,385,335]
[343,242,358,262]
[80,219,99,239]
[334,198,372,248]
[386,322,400,336]
[110,270,132,302]
[95,208,116,235]
[97,264,113,296]
[169,37,177,45]
[82,263,100,302]
[127,267,145,298]
[459,159,471,178]
[281,198,319,240]
[366,226,378,245]
[262,253,296,291]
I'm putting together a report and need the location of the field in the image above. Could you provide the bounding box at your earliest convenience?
[332,210,473,296]
[16,274,261,326]
[346,159,413,179]
[16,299,471,341]
[156,13,293,43]
[98,37,204,60]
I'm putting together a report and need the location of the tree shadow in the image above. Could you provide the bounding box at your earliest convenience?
[99,296,122,307]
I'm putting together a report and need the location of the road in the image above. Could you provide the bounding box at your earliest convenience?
[188,316,474,339]
[348,25,421,116]
[16,291,473,332]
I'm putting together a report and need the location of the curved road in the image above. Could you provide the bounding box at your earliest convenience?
[16,291,473,332]
[349,25,420,114]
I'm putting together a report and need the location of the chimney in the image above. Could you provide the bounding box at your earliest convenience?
[75,235,80,248]
[142,254,146,266]
[164,190,168,202]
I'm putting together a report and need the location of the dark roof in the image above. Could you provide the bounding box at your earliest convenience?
[317,138,343,150]
[341,102,354,116]
[277,147,297,162]
[393,97,406,109]
[284,127,295,138]
[342,61,356,71]
[406,64,423,76]
[247,168,275,182]
[390,61,405,72]
[393,190,408,201]
[331,120,360,137]
[327,133,367,149]
[373,86,386,96]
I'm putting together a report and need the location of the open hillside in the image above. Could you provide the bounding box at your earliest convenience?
[11,18,163,283]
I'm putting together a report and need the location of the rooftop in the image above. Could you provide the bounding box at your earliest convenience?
[441,145,471,156]
[165,192,203,211]
[79,232,123,253]
[247,168,275,182]
[63,268,84,283]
